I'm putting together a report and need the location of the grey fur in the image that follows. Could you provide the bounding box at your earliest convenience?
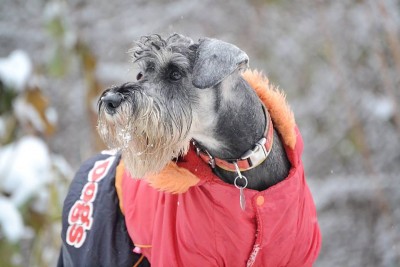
[192,38,249,89]
[98,33,290,190]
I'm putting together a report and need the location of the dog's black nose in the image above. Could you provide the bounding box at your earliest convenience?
[101,92,123,113]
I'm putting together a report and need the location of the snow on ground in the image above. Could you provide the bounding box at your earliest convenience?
[0,196,24,243]
[0,135,51,207]
[0,50,32,92]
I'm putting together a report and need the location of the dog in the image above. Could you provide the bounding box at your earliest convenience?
[97,33,291,191]
[59,34,321,267]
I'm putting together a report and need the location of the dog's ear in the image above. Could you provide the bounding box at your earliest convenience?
[192,38,249,89]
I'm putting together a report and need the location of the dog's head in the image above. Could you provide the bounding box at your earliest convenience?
[97,33,249,177]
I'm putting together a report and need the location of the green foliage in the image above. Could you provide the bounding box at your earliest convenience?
[48,46,70,77]
[45,9,70,78]
[45,16,65,39]
[0,82,17,115]
[0,242,20,267]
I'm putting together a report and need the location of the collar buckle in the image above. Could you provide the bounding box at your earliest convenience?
[240,137,270,168]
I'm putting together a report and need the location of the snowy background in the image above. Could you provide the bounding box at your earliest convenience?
[1,0,400,266]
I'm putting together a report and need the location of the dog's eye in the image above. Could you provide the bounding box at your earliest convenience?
[169,71,182,81]
[136,72,143,81]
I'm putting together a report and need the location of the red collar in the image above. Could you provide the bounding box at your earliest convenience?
[193,110,274,172]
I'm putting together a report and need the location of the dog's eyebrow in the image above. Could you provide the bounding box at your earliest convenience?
[168,54,191,70]
[163,63,186,77]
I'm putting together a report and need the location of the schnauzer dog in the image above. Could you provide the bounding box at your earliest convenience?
[97,34,290,191]
[60,33,320,267]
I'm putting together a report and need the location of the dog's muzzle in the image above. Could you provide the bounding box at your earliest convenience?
[101,92,123,114]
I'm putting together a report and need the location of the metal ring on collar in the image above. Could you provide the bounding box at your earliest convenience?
[234,175,248,189]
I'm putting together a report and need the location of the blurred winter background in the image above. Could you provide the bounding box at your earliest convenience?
[0,0,399,266]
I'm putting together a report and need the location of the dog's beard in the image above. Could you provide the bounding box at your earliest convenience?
[97,92,192,178]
